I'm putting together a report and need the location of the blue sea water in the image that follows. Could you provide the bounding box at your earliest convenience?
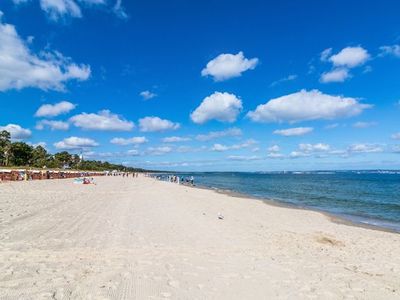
[161,171,400,232]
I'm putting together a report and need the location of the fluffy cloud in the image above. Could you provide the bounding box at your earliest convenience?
[35,120,69,130]
[139,116,180,132]
[70,110,134,131]
[352,121,377,128]
[329,46,370,68]
[110,136,148,145]
[13,0,121,20]
[267,145,280,153]
[196,128,242,141]
[140,90,157,100]
[273,127,313,136]
[348,143,384,153]
[162,136,191,143]
[113,0,128,19]
[201,51,258,81]
[35,101,76,117]
[211,139,256,152]
[191,92,242,124]
[54,136,98,150]
[299,143,330,152]
[0,124,31,140]
[267,152,285,159]
[288,143,331,159]
[0,17,90,91]
[379,45,400,58]
[247,90,371,123]
[392,132,400,140]
[40,0,82,19]
[320,46,370,83]
[126,149,140,156]
[289,151,310,158]
[320,68,350,83]
[320,48,332,61]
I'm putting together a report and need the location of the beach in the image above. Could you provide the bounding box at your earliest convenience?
[0,176,399,299]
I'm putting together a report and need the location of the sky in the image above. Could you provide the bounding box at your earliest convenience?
[0,0,399,171]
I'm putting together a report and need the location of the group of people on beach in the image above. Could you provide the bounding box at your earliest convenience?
[153,174,195,186]
[106,171,139,178]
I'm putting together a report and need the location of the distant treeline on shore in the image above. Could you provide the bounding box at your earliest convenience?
[0,130,147,172]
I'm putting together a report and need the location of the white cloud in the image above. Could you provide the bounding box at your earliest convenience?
[320,68,350,83]
[267,152,285,159]
[352,121,377,128]
[329,46,370,68]
[35,101,76,117]
[126,149,140,156]
[273,127,313,136]
[211,143,229,152]
[320,48,332,61]
[211,139,256,152]
[162,136,191,143]
[0,124,31,140]
[35,120,69,130]
[270,74,297,87]
[40,0,82,19]
[348,143,384,153]
[140,90,157,100]
[110,136,148,145]
[0,17,90,91]
[267,145,280,153]
[139,116,180,132]
[299,143,330,153]
[14,0,108,20]
[289,151,310,158]
[288,143,331,159]
[70,110,134,131]
[113,0,128,19]
[320,47,370,83]
[196,127,242,141]
[392,132,400,140]
[379,45,400,58]
[190,92,242,124]
[247,90,371,123]
[146,146,173,156]
[201,51,258,81]
[54,136,98,150]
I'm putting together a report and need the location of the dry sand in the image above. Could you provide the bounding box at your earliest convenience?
[0,175,399,299]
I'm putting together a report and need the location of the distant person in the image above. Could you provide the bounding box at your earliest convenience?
[190,176,194,186]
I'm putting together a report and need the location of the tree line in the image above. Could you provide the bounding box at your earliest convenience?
[0,130,147,172]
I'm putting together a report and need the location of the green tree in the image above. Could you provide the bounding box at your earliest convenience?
[0,130,11,166]
[9,142,33,166]
[54,151,73,168]
[32,145,49,168]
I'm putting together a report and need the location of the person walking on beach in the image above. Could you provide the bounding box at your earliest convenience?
[190,176,194,186]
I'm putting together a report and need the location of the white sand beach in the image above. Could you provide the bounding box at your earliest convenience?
[0,175,399,299]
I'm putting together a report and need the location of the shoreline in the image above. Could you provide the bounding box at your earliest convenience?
[178,180,400,235]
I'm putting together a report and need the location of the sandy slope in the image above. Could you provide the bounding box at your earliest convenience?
[0,176,399,299]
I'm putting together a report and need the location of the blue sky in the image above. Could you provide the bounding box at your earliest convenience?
[0,0,400,171]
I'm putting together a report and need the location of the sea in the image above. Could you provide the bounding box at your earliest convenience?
[157,171,400,233]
